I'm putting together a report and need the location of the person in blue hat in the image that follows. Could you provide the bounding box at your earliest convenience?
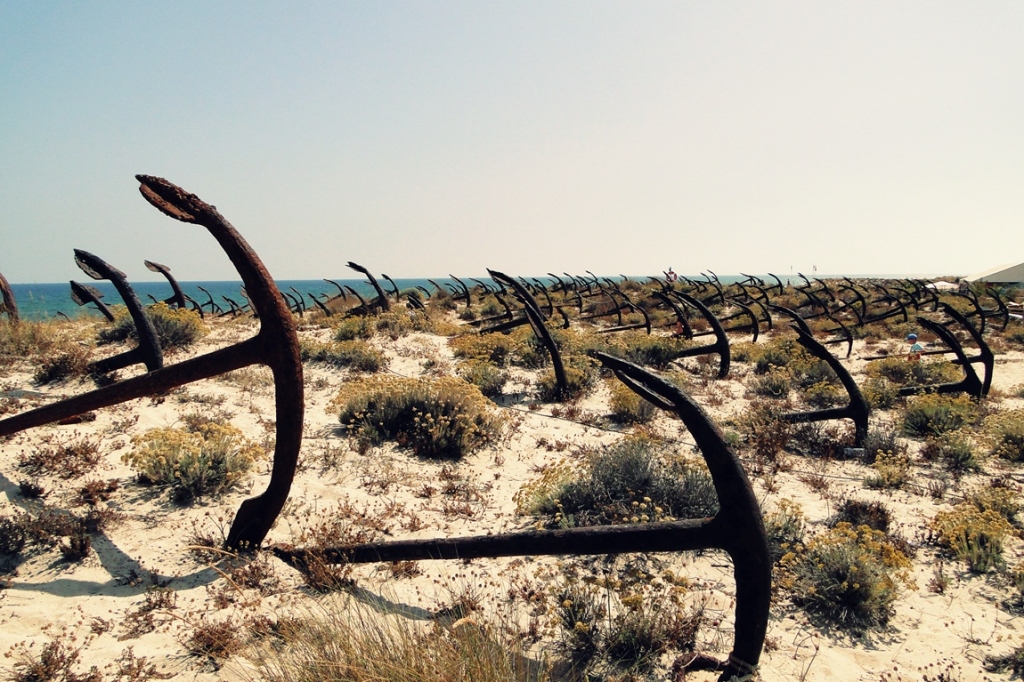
[907,333,923,361]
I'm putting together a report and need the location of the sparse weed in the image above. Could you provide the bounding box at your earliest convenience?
[19,437,102,479]
[299,339,387,372]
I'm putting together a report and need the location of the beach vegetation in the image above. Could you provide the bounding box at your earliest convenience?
[982,409,1024,462]
[300,339,387,373]
[123,417,263,504]
[919,431,981,475]
[764,499,806,564]
[529,435,719,528]
[930,504,1012,573]
[864,450,912,490]
[607,380,658,424]
[781,523,913,630]
[98,303,205,351]
[456,360,508,398]
[32,345,92,384]
[18,437,102,479]
[332,375,505,460]
[901,394,978,438]
[865,356,961,388]
[747,368,791,398]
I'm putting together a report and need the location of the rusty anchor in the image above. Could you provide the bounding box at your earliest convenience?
[346,262,390,313]
[0,271,19,323]
[69,281,116,322]
[0,176,303,550]
[666,291,731,379]
[73,250,164,376]
[489,269,569,399]
[778,326,870,446]
[272,352,769,681]
[143,260,187,309]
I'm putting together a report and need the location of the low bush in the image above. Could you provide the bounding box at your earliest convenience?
[123,418,263,504]
[607,381,657,424]
[618,333,691,369]
[983,409,1024,462]
[19,437,102,479]
[535,364,597,402]
[964,486,1021,526]
[781,523,913,630]
[333,316,375,341]
[300,339,387,373]
[530,436,719,527]
[930,504,1012,573]
[764,499,806,564]
[747,368,791,399]
[789,422,855,460]
[864,450,911,490]
[457,361,508,398]
[866,356,961,388]
[754,338,799,375]
[736,400,792,463]
[33,345,92,384]
[862,377,900,410]
[920,431,981,475]
[829,499,891,533]
[861,423,906,465]
[332,376,505,459]
[901,394,978,438]
[98,303,204,351]
[448,332,525,368]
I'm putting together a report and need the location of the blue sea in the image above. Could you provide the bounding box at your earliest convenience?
[7,273,892,322]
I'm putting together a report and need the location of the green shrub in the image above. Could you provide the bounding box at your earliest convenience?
[457,361,508,398]
[736,400,792,462]
[862,377,899,410]
[32,345,92,384]
[448,333,524,368]
[866,356,961,388]
[333,316,375,341]
[536,365,597,402]
[618,334,691,369]
[300,339,387,373]
[864,450,911,490]
[747,368,791,399]
[829,499,891,533]
[901,394,978,438]
[531,436,719,527]
[800,381,844,408]
[861,423,906,465]
[607,381,657,424]
[781,523,912,630]
[764,499,805,564]
[964,486,1021,525]
[983,409,1024,462]
[332,376,505,459]
[930,504,1012,573]
[98,303,204,351]
[123,418,263,504]
[920,431,981,474]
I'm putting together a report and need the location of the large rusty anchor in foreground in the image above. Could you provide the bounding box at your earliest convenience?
[0,176,302,550]
[273,353,770,681]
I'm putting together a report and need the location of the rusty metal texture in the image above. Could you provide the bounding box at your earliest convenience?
[346,262,390,313]
[779,326,870,446]
[74,249,163,376]
[143,260,187,309]
[0,271,19,323]
[0,176,303,551]
[669,291,731,378]
[272,353,770,681]
[69,281,116,322]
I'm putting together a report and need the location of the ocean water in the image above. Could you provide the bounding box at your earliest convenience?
[6,273,805,322]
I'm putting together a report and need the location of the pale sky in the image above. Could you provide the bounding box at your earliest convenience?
[1,2,1022,283]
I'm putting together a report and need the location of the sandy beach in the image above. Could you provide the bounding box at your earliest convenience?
[2,299,1024,681]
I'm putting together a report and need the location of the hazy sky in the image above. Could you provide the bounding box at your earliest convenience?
[2,2,1022,283]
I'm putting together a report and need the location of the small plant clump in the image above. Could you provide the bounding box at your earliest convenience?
[332,375,505,459]
[865,356,961,389]
[18,437,103,479]
[299,339,387,373]
[32,345,92,384]
[98,303,205,351]
[123,418,264,504]
[929,503,1013,573]
[457,360,508,398]
[607,380,657,424]
[983,408,1024,462]
[764,499,806,564]
[535,364,597,402]
[919,431,981,475]
[864,450,912,490]
[901,394,978,438]
[530,436,719,528]
[781,523,913,630]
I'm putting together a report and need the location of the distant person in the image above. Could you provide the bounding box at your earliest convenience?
[666,268,677,283]
[907,333,923,361]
